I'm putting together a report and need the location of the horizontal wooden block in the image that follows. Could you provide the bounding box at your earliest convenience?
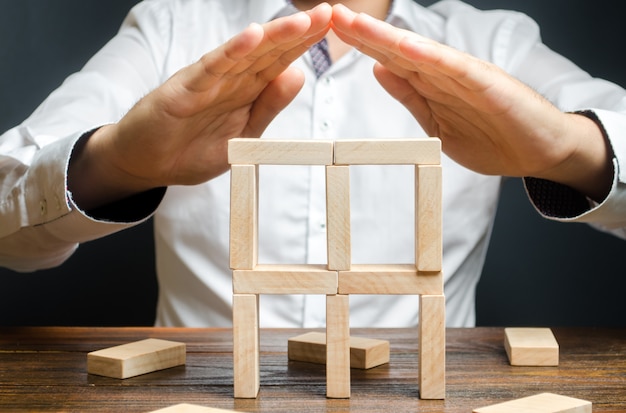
[473,392,592,413]
[334,139,441,165]
[233,264,338,294]
[337,265,442,295]
[148,404,240,413]
[228,138,334,165]
[504,328,559,366]
[87,339,185,379]
[288,332,389,369]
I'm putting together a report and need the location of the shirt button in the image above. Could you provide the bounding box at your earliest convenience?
[321,121,331,131]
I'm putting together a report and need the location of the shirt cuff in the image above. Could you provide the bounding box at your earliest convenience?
[524,109,626,227]
[44,128,164,243]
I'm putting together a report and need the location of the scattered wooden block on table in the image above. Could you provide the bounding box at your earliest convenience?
[288,331,390,369]
[473,392,592,413]
[148,404,240,412]
[504,328,559,366]
[87,338,185,379]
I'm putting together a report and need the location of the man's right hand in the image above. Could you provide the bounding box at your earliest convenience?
[69,3,332,210]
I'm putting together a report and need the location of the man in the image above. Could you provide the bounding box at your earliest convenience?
[1,0,625,327]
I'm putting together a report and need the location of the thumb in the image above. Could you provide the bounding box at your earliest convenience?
[373,63,437,136]
[243,67,305,137]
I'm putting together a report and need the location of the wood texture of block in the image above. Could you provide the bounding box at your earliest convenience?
[418,295,446,399]
[233,294,259,398]
[333,139,441,165]
[504,328,559,366]
[416,165,442,272]
[233,265,338,294]
[87,339,185,379]
[228,138,334,165]
[148,404,240,412]
[473,392,592,413]
[229,165,258,270]
[337,265,442,295]
[288,332,389,369]
[326,165,351,271]
[326,294,350,398]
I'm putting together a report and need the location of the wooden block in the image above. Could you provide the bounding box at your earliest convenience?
[87,339,185,379]
[233,294,259,398]
[288,332,389,369]
[228,138,334,165]
[229,164,258,270]
[418,294,445,399]
[148,404,240,412]
[233,264,338,294]
[326,165,351,271]
[337,265,442,295]
[504,328,559,366]
[473,392,592,413]
[334,139,441,165]
[416,164,442,272]
[326,294,350,398]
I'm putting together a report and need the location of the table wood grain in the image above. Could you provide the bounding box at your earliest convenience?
[0,327,624,412]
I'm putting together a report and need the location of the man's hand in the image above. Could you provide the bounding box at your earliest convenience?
[332,4,612,201]
[69,3,332,209]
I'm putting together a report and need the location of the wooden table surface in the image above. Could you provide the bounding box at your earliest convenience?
[0,327,624,412]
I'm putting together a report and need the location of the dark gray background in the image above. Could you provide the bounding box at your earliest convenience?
[0,1,624,326]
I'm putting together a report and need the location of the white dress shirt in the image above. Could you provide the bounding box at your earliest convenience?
[1,0,626,327]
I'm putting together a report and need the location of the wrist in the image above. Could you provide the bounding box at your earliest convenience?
[67,125,157,210]
[536,112,613,202]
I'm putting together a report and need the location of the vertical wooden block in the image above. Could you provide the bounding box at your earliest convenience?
[229,165,258,270]
[87,339,186,379]
[415,165,442,272]
[473,392,592,413]
[326,165,351,271]
[504,328,559,366]
[419,294,445,399]
[326,294,350,398]
[233,294,259,398]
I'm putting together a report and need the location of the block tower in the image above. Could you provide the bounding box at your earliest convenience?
[228,138,445,399]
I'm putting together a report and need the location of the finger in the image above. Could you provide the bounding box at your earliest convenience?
[243,67,306,137]
[244,3,332,77]
[233,3,332,75]
[332,5,433,75]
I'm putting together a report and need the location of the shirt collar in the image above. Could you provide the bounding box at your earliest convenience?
[247,0,440,37]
